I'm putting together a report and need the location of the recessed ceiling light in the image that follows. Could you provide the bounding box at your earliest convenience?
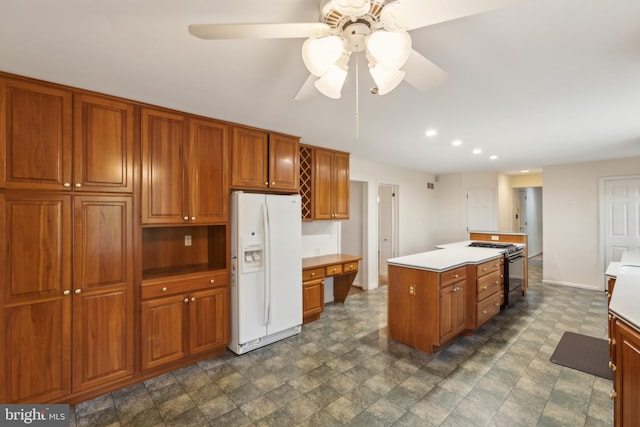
[451,140,462,146]
[489,155,498,160]
[473,148,482,155]
[425,129,437,137]
[520,169,530,173]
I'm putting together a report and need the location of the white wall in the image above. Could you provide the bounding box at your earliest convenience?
[543,157,640,290]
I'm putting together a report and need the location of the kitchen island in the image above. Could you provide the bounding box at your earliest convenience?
[387,244,512,354]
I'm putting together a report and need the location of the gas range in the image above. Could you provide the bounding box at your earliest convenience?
[468,241,522,257]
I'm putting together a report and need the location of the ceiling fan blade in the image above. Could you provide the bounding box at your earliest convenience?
[188,23,332,40]
[294,75,319,100]
[403,50,447,92]
[391,0,523,31]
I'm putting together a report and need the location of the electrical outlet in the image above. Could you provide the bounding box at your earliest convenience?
[491,235,499,241]
[184,235,192,246]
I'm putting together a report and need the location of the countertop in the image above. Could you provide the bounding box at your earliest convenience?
[609,265,640,331]
[387,246,505,272]
[302,253,361,270]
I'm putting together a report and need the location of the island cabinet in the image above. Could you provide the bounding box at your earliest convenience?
[610,317,640,426]
[230,126,299,193]
[1,192,134,403]
[466,256,503,329]
[141,108,229,225]
[1,77,134,192]
[140,225,229,371]
[388,264,466,354]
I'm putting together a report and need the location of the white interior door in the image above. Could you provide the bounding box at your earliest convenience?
[603,177,640,266]
[467,189,496,232]
[378,184,396,279]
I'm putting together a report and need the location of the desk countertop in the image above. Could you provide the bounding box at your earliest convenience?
[302,254,361,270]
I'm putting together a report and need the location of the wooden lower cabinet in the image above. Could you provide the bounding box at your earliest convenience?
[141,286,228,371]
[388,265,466,354]
[611,317,640,426]
[1,192,134,403]
[303,278,325,324]
[466,256,503,329]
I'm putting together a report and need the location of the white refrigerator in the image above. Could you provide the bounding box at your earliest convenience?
[229,191,303,355]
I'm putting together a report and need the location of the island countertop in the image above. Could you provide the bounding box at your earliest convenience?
[609,265,640,331]
[387,246,506,272]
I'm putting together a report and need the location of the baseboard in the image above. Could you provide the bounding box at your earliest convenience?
[542,279,600,291]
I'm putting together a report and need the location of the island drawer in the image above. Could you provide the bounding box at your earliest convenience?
[477,270,502,301]
[303,268,325,281]
[476,257,502,277]
[325,264,343,276]
[477,292,502,326]
[441,266,466,287]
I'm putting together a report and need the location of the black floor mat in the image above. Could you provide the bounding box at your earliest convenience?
[550,331,613,380]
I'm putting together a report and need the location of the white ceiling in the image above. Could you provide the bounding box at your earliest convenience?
[2,0,639,175]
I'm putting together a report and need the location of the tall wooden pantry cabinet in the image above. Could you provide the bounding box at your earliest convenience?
[0,76,135,402]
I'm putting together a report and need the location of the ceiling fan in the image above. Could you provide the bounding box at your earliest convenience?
[188,0,521,100]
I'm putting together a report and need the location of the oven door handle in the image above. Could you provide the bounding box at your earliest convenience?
[508,254,525,262]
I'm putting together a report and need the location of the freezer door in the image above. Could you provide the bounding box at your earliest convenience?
[265,194,303,335]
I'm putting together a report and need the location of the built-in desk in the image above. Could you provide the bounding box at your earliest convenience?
[301,254,361,323]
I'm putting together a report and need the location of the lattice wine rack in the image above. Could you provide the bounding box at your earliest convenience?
[299,145,313,221]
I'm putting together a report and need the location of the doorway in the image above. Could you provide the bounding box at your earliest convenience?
[600,176,640,287]
[514,187,543,258]
[378,183,398,284]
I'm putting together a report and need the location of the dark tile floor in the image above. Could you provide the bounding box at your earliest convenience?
[71,263,613,426]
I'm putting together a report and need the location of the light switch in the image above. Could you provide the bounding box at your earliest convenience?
[185,235,192,246]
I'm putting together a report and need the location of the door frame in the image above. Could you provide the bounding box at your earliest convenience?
[378,183,399,281]
[598,174,640,290]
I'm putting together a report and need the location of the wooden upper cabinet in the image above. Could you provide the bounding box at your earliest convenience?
[189,118,229,223]
[313,148,349,220]
[231,126,299,192]
[142,108,229,225]
[1,78,134,192]
[73,93,134,192]
[2,78,73,190]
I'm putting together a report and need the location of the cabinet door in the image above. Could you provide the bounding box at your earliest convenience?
[268,133,299,192]
[189,119,229,223]
[231,126,268,189]
[440,282,466,344]
[2,79,73,190]
[2,193,72,402]
[615,320,640,427]
[188,288,229,354]
[332,152,350,219]
[72,196,134,391]
[73,93,134,193]
[141,295,187,370]
[303,278,324,323]
[313,149,334,220]
[141,108,188,224]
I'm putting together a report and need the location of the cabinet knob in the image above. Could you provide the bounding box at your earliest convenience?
[75,183,82,188]
[482,268,487,272]
[184,298,189,303]
[183,216,189,221]
[63,182,71,188]
[453,274,459,278]
[481,285,488,290]
[333,268,337,272]
[162,287,168,292]
[494,281,499,285]
[482,309,487,314]
[191,216,196,221]
[494,302,500,307]
[311,272,316,277]
[609,361,617,371]
[265,182,269,186]
[609,338,616,345]
[210,279,215,285]
[271,182,275,186]
[191,297,196,302]
[74,289,82,294]
[610,392,617,400]
[63,290,71,296]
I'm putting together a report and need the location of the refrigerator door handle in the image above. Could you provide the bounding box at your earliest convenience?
[262,202,271,326]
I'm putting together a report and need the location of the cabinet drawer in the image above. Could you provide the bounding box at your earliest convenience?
[477,270,502,301]
[142,271,228,300]
[476,292,502,326]
[441,266,466,288]
[342,261,358,273]
[325,264,343,276]
[303,268,325,281]
[476,258,502,277]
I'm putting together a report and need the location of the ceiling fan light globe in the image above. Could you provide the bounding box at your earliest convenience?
[369,64,405,95]
[315,65,348,99]
[331,0,371,17]
[302,36,344,76]
[366,30,411,69]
